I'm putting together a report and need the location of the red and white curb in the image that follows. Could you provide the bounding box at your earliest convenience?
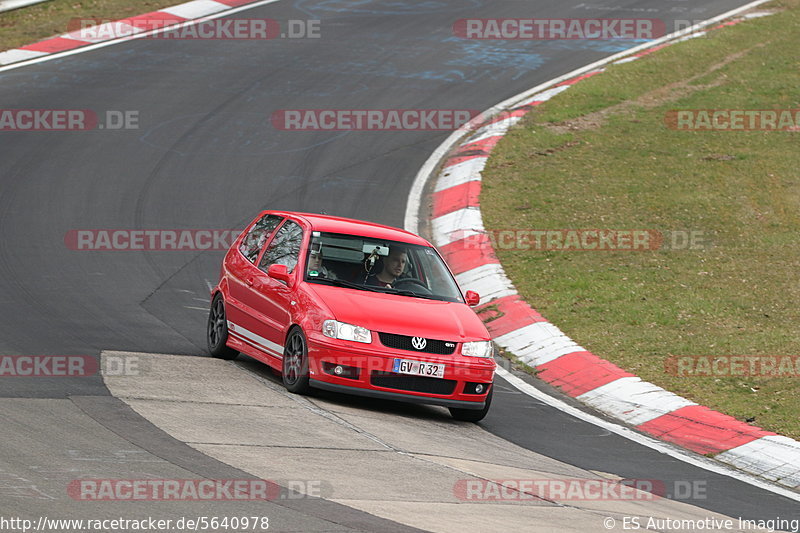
[0,0,268,66]
[411,5,800,491]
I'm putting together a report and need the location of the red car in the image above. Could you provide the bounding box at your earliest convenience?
[207,211,495,421]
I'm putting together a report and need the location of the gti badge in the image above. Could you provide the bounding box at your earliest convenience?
[411,337,427,350]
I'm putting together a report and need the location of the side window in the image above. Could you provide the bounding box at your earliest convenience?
[239,215,283,264]
[259,220,303,273]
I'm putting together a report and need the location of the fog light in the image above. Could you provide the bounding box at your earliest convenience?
[334,365,344,375]
[475,384,484,394]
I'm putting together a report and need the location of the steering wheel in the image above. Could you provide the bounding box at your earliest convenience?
[393,278,433,295]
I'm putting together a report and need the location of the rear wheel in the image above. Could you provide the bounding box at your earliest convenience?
[282,328,311,394]
[449,386,492,422]
[207,294,239,360]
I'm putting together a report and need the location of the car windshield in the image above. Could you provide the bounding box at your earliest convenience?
[303,232,464,303]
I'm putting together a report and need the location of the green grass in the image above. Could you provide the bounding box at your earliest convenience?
[0,0,182,51]
[481,0,800,440]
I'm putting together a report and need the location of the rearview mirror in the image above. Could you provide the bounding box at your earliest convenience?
[267,264,291,285]
[465,290,480,306]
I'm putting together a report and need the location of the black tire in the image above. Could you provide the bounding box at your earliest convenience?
[282,328,311,394]
[207,294,239,360]
[449,386,493,422]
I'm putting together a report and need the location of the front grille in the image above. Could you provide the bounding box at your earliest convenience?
[371,371,456,395]
[378,332,456,355]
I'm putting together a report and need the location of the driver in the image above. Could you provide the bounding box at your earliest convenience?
[366,246,407,288]
[307,250,337,279]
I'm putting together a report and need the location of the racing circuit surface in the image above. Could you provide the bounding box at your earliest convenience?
[1,0,797,530]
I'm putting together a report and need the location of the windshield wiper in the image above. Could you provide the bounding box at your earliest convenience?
[311,278,447,300]
[383,288,443,301]
[309,277,385,293]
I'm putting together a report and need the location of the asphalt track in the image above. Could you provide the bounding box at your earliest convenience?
[1,0,797,529]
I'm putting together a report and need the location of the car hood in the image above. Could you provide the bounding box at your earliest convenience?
[306,283,489,341]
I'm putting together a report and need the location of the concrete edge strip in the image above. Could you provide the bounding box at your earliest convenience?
[405,0,800,493]
[0,0,284,69]
[90,354,427,533]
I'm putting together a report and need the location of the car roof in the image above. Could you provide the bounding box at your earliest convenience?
[265,210,431,246]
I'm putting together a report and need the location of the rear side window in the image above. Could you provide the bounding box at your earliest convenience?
[259,220,303,273]
[239,214,283,263]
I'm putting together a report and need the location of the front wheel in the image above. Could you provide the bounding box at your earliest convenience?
[207,294,239,360]
[449,386,492,422]
[282,328,311,394]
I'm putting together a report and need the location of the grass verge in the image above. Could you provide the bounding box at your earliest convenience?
[481,0,800,441]
[0,0,181,52]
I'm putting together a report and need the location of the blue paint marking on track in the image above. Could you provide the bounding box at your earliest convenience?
[294,0,482,18]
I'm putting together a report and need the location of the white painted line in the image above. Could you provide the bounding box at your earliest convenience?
[63,22,145,43]
[454,263,516,304]
[462,131,502,147]
[406,135,470,234]
[0,0,50,13]
[513,85,572,107]
[495,366,800,500]
[673,31,711,43]
[742,11,775,18]
[494,322,583,367]
[430,207,484,247]
[716,436,800,487]
[0,0,286,73]
[0,49,47,65]
[464,117,523,144]
[576,376,697,426]
[160,0,229,19]
[434,157,487,192]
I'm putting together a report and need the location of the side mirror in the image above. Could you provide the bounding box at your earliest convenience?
[267,264,291,285]
[465,290,480,306]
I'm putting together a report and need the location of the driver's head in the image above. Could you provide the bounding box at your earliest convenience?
[308,251,323,271]
[383,247,407,279]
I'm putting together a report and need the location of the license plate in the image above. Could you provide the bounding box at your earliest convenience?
[392,359,445,379]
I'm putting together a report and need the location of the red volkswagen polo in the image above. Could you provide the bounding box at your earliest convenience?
[207,211,495,421]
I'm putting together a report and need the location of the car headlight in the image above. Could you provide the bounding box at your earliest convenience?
[322,320,372,344]
[461,340,493,358]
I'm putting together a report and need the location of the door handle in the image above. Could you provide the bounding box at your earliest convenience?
[245,277,255,286]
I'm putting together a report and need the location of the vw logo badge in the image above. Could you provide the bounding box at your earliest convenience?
[411,337,427,350]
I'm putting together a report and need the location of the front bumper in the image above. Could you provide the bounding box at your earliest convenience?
[306,334,495,410]
[309,379,489,409]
